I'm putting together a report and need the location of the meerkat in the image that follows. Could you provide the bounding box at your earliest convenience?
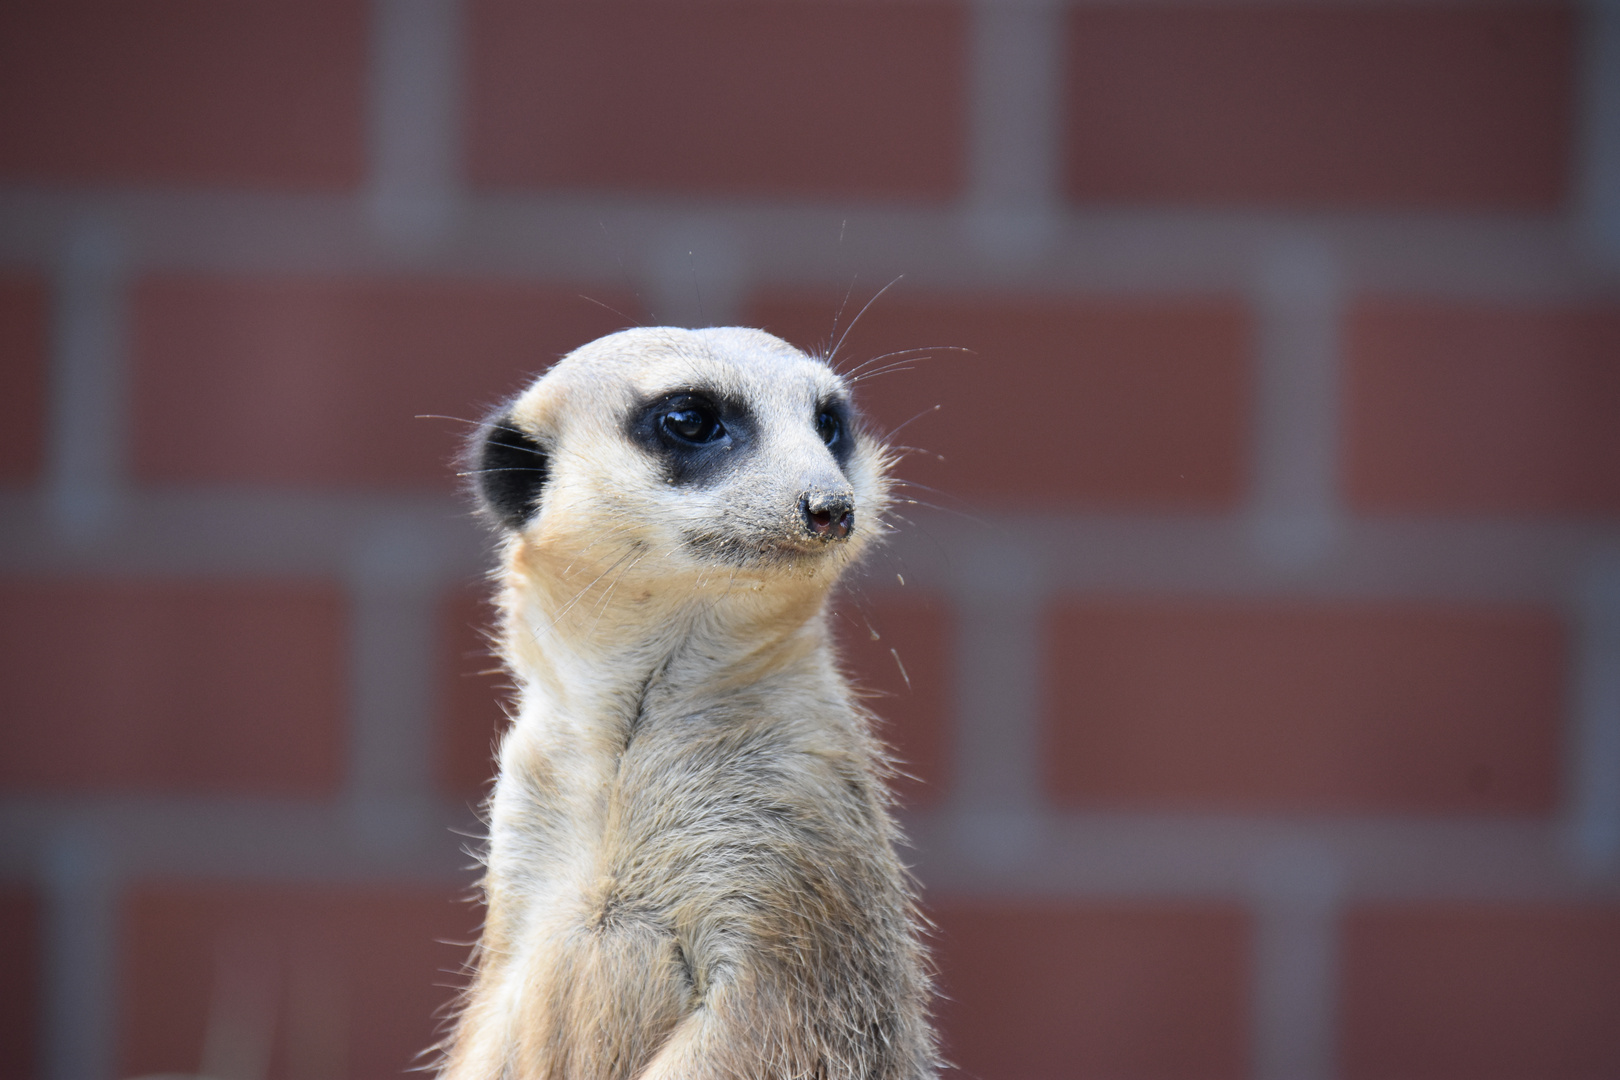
[440,326,938,1080]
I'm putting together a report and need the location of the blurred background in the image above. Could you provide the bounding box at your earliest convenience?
[2,1,1619,1078]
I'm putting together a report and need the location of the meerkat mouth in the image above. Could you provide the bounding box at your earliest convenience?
[682,519,856,567]
[677,488,859,568]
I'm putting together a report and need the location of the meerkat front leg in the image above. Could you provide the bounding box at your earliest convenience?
[634,984,799,1080]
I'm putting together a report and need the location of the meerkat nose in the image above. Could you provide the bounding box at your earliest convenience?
[802,492,855,540]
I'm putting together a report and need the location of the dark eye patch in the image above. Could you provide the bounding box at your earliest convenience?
[660,401,725,445]
[628,389,755,485]
[815,396,855,469]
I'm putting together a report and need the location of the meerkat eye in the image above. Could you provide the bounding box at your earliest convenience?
[815,410,841,447]
[660,403,725,445]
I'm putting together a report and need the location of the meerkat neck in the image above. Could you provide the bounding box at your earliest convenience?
[501,544,838,722]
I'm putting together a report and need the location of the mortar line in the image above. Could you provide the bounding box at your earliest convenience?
[1567,561,1620,873]
[1247,236,1346,570]
[1249,844,1343,1080]
[42,827,117,1080]
[1581,0,1620,267]
[964,0,1065,261]
[46,221,127,540]
[345,522,454,854]
[368,0,465,250]
[947,541,1047,864]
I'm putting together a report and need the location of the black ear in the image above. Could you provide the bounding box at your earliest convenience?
[473,412,550,530]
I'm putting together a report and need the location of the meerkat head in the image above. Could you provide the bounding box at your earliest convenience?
[470,327,891,595]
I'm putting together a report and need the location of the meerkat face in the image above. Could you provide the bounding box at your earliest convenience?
[472,327,889,585]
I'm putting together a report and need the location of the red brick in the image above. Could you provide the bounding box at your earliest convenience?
[0,0,366,189]
[0,890,41,1080]
[438,584,508,801]
[832,593,952,808]
[747,292,1250,510]
[120,884,475,1080]
[0,579,344,794]
[130,276,639,490]
[931,901,1249,1080]
[1347,300,1620,516]
[0,276,47,484]
[1343,904,1620,1080]
[1064,6,1572,208]
[467,0,965,200]
[1045,601,1564,814]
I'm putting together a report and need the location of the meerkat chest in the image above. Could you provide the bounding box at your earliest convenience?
[490,700,620,863]
[489,685,821,909]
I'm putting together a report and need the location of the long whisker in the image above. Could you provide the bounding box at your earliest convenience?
[587,552,647,634]
[456,467,548,478]
[826,274,860,370]
[881,404,942,442]
[596,222,652,322]
[827,275,904,369]
[416,415,542,447]
[560,523,639,578]
[531,548,643,642]
[542,523,645,617]
[577,293,642,327]
[844,346,945,372]
[842,345,972,379]
[883,446,946,465]
[850,364,917,384]
[415,413,488,426]
[888,477,970,499]
[870,509,956,569]
[886,489,990,528]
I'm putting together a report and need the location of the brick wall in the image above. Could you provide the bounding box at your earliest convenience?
[3,2,1618,1079]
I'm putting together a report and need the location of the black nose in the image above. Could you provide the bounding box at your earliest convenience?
[802,492,855,540]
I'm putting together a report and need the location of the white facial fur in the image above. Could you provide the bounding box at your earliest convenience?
[487,326,890,589]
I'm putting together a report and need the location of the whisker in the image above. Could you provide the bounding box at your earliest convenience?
[850,364,917,384]
[890,495,988,527]
[881,404,942,442]
[841,348,934,379]
[576,292,642,327]
[826,274,860,370]
[883,446,946,465]
[532,549,642,642]
[415,413,489,426]
[456,467,548,477]
[884,474,990,525]
[417,415,542,447]
[842,345,972,378]
[827,275,905,370]
[537,527,646,624]
[888,477,970,499]
[560,523,639,578]
[587,552,647,634]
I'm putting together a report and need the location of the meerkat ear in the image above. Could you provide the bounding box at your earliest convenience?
[473,411,550,530]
